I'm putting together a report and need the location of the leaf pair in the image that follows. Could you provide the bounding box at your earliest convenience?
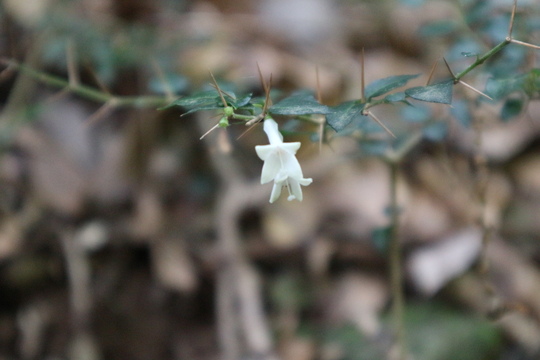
[326,74,454,132]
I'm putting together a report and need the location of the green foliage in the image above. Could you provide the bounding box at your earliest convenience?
[483,68,540,120]
[269,272,312,311]
[404,303,502,360]
[405,80,454,104]
[161,89,253,115]
[321,324,387,360]
[501,97,525,121]
[317,303,501,360]
[365,74,420,100]
[423,121,448,141]
[161,90,224,113]
[371,225,392,252]
[268,90,331,115]
[326,101,366,132]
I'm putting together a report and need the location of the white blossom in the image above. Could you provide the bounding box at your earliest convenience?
[255,118,313,203]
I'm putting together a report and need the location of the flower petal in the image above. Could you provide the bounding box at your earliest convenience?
[298,178,313,186]
[279,142,301,154]
[269,181,283,203]
[260,155,281,184]
[263,118,284,145]
[255,144,276,161]
[281,151,304,179]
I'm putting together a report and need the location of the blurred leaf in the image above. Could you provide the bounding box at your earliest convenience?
[371,226,392,253]
[399,0,425,7]
[359,139,391,156]
[320,302,500,360]
[486,69,540,101]
[523,68,540,98]
[269,90,331,115]
[269,272,312,311]
[464,0,493,26]
[446,38,483,61]
[365,74,420,100]
[384,92,407,103]
[423,121,448,141]
[401,104,431,123]
[405,80,453,104]
[485,75,525,100]
[321,325,386,360]
[482,14,511,43]
[419,20,459,37]
[149,74,189,95]
[326,101,365,132]
[501,98,524,121]
[450,99,472,127]
[487,44,527,77]
[403,303,502,360]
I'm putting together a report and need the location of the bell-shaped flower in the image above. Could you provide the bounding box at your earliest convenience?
[255,118,313,203]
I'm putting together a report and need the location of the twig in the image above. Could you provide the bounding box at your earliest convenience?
[0,58,169,108]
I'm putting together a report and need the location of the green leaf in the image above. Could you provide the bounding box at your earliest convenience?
[227,93,252,108]
[365,74,420,100]
[501,98,524,121]
[159,90,221,111]
[326,101,365,132]
[522,68,540,98]
[384,92,407,103]
[405,80,453,104]
[269,90,331,115]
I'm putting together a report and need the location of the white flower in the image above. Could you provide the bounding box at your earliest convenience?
[255,118,313,203]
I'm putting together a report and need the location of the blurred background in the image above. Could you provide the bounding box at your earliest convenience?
[1,0,540,359]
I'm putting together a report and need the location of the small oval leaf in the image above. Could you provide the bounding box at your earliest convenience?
[365,74,420,100]
[405,80,453,104]
[159,90,221,111]
[326,101,365,132]
[269,91,331,115]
